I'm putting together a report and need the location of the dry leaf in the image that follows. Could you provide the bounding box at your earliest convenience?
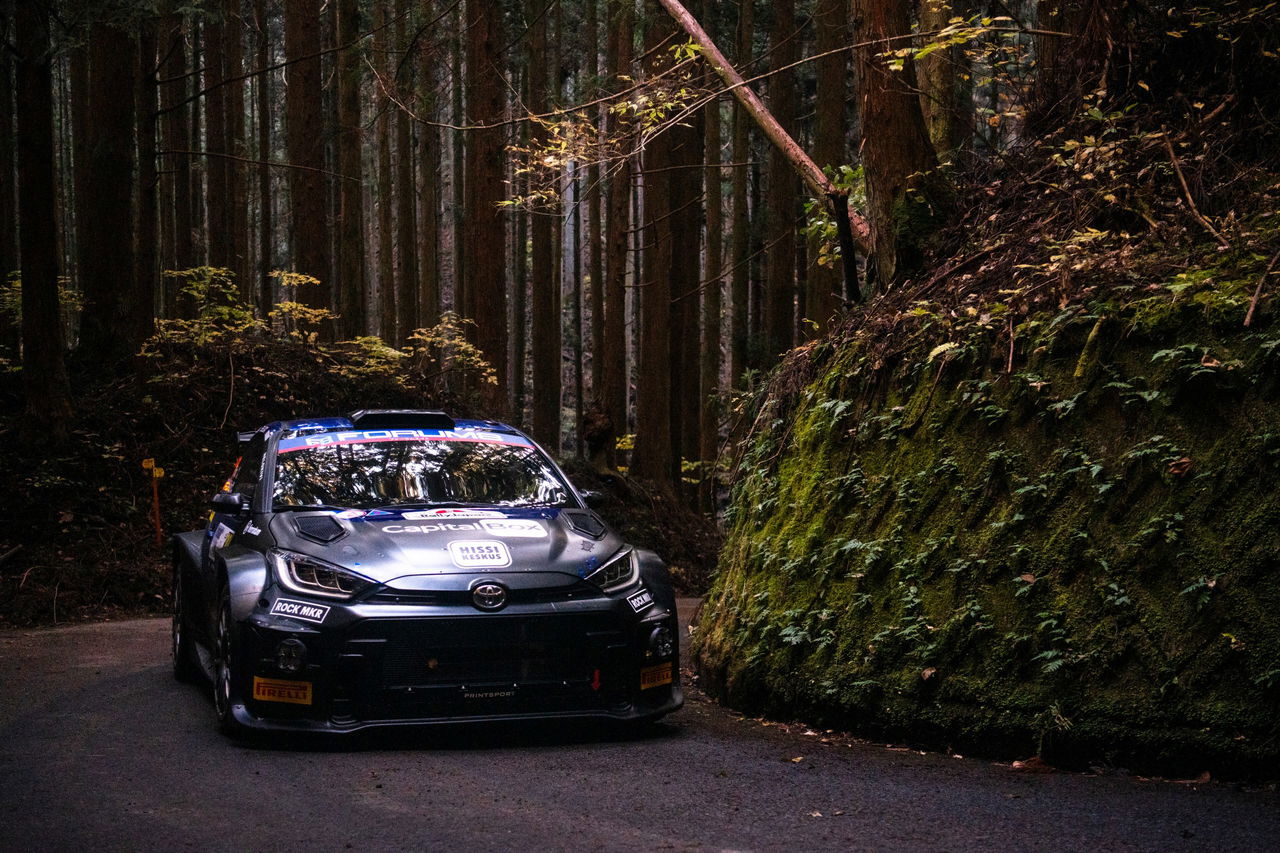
[921,667,937,681]
[1200,353,1221,368]
[1167,457,1194,476]
[789,756,805,763]
[1019,573,1037,584]
[1010,756,1055,773]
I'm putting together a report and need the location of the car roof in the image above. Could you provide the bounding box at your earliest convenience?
[257,410,526,443]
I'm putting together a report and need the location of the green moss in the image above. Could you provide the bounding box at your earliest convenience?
[695,274,1280,778]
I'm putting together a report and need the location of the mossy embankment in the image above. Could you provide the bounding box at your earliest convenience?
[694,262,1280,777]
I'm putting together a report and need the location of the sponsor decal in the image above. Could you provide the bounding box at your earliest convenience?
[382,522,478,534]
[447,540,512,568]
[403,509,504,520]
[461,687,517,700]
[639,662,673,690]
[478,519,546,538]
[277,429,533,453]
[270,598,330,624]
[627,590,654,613]
[243,521,262,537]
[252,676,313,705]
[211,523,234,550]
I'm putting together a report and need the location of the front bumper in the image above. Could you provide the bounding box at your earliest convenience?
[227,593,682,734]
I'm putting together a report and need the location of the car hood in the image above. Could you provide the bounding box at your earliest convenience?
[268,506,624,586]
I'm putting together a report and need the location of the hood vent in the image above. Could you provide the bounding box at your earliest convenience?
[562,509,606,539]
[294,514,346,543]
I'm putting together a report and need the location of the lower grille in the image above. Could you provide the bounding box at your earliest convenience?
[335,613,630,720]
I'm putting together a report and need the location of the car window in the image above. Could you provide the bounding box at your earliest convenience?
[237,434,266,495]
[272,434,571,509]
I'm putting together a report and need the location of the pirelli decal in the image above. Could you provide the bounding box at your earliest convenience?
[252,676,313,706]
[639,662,673,690]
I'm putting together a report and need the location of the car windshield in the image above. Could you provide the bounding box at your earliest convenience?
[271,429,572,510]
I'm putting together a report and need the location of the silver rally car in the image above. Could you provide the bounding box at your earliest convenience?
[171,410,682,736]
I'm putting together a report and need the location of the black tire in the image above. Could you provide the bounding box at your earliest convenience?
[171,566,199,683]
[212,587,246,737]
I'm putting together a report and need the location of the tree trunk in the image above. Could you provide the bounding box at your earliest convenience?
[14,0,71,443]
[449,10,465,317]
[528,0,559,446]
[918,0,973,157]
[585,0,604,402]
[332,0,366,338]
[852,0,940,286]
[253,0,272,316]
[225,0,248,302]
[417,21,441,330]
[597,0,633,469]
[808,0,847,330]
[0,12,16,290]
[631,1,675,486]
[204,7,229,269]
[394,0,419,345]
[762,0,799,364]
[699,0,723,510]
[727,0,752,387]
[670,115,703,489]
[284,0,331,321]
[190,25,206,266]
[135,15,159,346]
[463,0,508,410]
[159,10,194,305]
[79,20,137,365]
[375,4,396,341]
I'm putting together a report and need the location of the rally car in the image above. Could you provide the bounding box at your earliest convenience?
[171,409,682,736]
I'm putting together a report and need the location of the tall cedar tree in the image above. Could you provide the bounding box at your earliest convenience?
[0,6,16,339]
[135,16,158,345]
[853,0,938,285]
[335,0,366,338]
[159,10,194,308]
[203,10,230,273]
[585,0,604,402]
[375,4,395,340]
[284,0,330,322]
[253,0,272,315]
[463,0,508,410]
[529,0,559,447]
[79,19,137,365]
[809,0,846,323]
[727,0,752,385]
[394,0,419,343]
[631,1,675,485]
[598,0,633,467]
[225,0,248,301]
[14,0,72,443]
[416,18,441,331]
[699,0,723,509]
[762,0,799,364]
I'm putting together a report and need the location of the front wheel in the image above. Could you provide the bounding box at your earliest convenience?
[171,567,199,683]
[212,588,246,737]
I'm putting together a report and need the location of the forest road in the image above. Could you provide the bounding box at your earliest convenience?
[1,599,1277,853]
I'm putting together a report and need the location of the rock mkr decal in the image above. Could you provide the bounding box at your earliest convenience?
[627,590,654,612]
[270,598,331,623]
[448,540,512,568]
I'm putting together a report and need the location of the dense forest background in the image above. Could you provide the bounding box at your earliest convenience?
[1,0,1277,645]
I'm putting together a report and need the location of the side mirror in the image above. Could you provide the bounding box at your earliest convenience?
[579,489,606,509]
[210,491,249,516]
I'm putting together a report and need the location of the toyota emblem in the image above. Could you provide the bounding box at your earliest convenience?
[472,582,508,611]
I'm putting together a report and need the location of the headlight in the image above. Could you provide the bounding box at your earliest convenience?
[584,547,638,592]
[271,549,375,600]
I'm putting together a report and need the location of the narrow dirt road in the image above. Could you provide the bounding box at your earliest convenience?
[2,600,1276,852]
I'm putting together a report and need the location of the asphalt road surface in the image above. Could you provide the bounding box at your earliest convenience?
[2,599,1277,852]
